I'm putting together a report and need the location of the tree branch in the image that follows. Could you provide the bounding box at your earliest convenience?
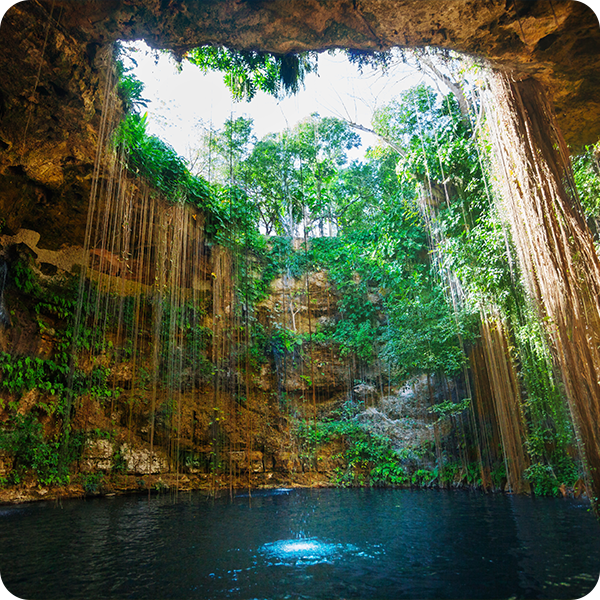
[416,54,470,119]
[345,121,406,157]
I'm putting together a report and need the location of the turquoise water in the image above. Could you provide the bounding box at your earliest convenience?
[1,488,599,599]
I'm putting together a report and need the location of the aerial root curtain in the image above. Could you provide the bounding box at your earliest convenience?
[486,71,600,503]
[479,317,530,494]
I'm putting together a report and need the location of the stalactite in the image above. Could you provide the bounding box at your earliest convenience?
[484,72,600,503]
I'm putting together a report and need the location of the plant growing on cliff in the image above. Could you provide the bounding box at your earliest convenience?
[186,47,318,101]
[0,413,84,486]
[572,144,600,217]
[114,42,149,114]
[297,419,409,487]
[114,113,212,205]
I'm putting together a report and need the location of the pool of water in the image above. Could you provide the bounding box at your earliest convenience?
[1,488,599,599]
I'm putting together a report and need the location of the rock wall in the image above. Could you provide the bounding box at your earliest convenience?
[0,3,119,249]
[256,270,350,403]
[0,222,454,500]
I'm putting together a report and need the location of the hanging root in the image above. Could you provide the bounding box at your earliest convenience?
[485,71,600,505]
[0,261,10,328]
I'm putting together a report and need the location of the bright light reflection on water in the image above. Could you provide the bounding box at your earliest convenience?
[260,537,381,566]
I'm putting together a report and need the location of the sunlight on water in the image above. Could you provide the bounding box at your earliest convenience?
[281,541,321,552]
[259,537,382,566]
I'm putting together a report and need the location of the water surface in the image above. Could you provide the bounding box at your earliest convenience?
[1,488,599,599]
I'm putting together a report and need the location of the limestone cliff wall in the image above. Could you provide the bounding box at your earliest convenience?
[0,222,447,500]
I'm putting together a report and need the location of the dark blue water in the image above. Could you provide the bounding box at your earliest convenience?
[0,488,599,599]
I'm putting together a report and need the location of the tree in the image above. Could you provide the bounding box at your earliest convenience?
[241,131,301,236]
[199,116,256,185]
[290,115,361,236]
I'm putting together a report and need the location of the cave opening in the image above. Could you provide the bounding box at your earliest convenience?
[19,33,595,499]
[78,39,535,495]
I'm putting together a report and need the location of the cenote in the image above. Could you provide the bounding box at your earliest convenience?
[1,488,599,600]
[1,3,600,600]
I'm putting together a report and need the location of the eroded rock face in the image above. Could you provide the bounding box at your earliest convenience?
[0,3,109,174]
[257,267,356,400]
[0,3,116,248]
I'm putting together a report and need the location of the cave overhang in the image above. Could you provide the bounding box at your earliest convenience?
[0,0,598,246]
[38,0,600,148]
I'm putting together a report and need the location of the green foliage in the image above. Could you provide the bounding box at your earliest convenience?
[260,237,309,289]
[0,352,68,404]
[245,322,269,367]
[186,110,467,386]
[270,325,303,356]
[411,468,436,486]
[114,42,149,114]
[524,455,579,496]
[208,185,263,249]
[428,397,471,421]
[186,47,318,101]
[0,413,84,486]
[508,303,580,493]
[339,237,454,377]
[439,462,461,485]
[1,262,122,406]
[0,263,126,489]
[381,286,472,378]
[115,113,212,205]
[465,462,483,487]
[11,254,41,296]
[81,472,106,494]
[490,463,507,489]
[370,80,580,493]
[117,75,147,113]
[297,419,408,487]
[572,144,600,221]
[115,113,270,252]
[111,448,127,474]
[231,115,361,236]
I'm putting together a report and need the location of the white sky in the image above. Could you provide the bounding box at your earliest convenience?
[125,42,430,163]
